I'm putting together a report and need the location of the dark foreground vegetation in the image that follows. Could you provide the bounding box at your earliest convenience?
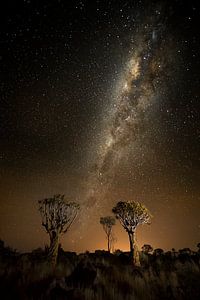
[1,241,200,300]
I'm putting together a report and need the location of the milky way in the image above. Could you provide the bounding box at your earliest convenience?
[84,14,172,214]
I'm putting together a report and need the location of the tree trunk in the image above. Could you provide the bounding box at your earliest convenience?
[128,231,140,266]
[128,231,134,260]
[48,231,59,267]
[107,235,110,252]
[134,242,140,266]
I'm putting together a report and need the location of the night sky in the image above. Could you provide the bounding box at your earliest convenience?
[0,0,200,253]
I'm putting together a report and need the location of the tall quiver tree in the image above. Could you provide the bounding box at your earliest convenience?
[112,201,151,265]
[100,216,116,252]
[38,194,80,267]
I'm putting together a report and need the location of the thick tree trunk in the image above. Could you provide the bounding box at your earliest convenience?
[128,231,134,260]
[134,242,140,266]
[48,231,59,267]
[128,231,140,266]
[107,234,111,252]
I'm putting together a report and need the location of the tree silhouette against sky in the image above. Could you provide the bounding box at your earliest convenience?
[100,216,116,252]
[38,194,80,266]
[112,200,151,265]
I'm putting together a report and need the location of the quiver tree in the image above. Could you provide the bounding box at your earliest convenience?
[38,194,80,266]
[141,244,153,254]
[153,248,164,256]
[100,216,116,252]
[112,200,151,265]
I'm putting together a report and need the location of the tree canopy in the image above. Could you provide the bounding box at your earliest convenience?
[100,216,116,235]
[38,194,80,235]
[112,200,151,233]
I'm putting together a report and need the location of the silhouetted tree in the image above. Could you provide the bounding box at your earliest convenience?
[38,194,80,266]
[100,216,116,252]
[179,248,191,255]
[0,239,16,257]
[153,248,164,256]
[172,248,177,258]
[112,200,151,265]
[142,244,153,254]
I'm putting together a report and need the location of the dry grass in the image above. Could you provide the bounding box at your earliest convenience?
[0,246,200,299]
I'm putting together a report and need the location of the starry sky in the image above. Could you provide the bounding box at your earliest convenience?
[0,0,200,253]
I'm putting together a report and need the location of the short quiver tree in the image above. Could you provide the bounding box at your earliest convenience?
[112,200,151,265]
[100,216,116,252]
[38,194,80,266]
[141,244,153,254]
